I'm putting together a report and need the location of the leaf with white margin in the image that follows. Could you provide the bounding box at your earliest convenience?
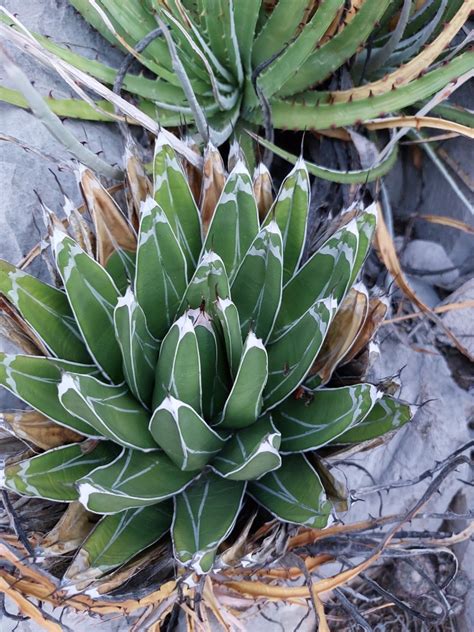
[249,454,331,528]
[203,161,259,280]
[263,157,309,284]
[113,286,159,408]
[189,308,230,420]
[231,221,283,342]
[213,296,242,379]
[0,259,90,363]
[64,503,172,583]
[52,229,123,383]
[181,251,230,313]
[264,298,338,410]
[58,373,157,452]
[153,134,201,273]
[215,332,268,430]
[212,416,281,480]
[273,384,381,453]
[350,203,377,286]
[149,396,227,471]
[332,395,415,444]
[172,473,246,574]
[135,198,188,340]
[77,448,195,514]
[272,218,359,341]
[0,353,99,436]
[152,313,201,412]
[1,441,117,502]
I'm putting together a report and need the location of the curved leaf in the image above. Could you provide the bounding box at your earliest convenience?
[274,384,381,453]
[212,416,281,480]
[216,331,268,430]
[150,396,226,471]
[2,441,117,502]
[172,473,246,573]
[77,448,195,514]
[231,221,283,341]
[58,373,157,452]
[53,229,123,383]
[135,198,188,340]
[183,251,230,312]
[213,296,243,379]
[249,454,331,528]
[0,259,90,363]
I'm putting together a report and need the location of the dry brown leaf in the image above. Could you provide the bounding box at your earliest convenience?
[181,136,203,205]
[79,166,137,266]
[309,285,369,384]
[375,206,430,312]
[364,116,474,140]
[0,576,62,631]
[253,162,274,221]
[40,502,96,556]
[340,295,389,365]
[415,214,474,235]
[125,140,152,230]
[200,142,226,236]
[315,593,330,632]
[0,297,48,355]
[1,410,83,450]
[383,299,474,325]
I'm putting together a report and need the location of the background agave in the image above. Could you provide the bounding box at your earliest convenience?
[0,0,472,169]
[0,135,413,585]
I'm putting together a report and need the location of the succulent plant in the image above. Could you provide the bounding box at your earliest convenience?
[1,1,472,166]
[0,136,413,583]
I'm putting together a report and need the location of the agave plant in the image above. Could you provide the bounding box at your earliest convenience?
[0,136,413,583]
[0,1,472,162]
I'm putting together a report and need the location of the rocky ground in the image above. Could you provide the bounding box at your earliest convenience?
[1,1,473,630]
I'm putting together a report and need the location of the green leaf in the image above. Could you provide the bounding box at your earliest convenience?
[65,503,172,582]
[183,251,230,312]
[113,286,159,408]
[0,353,99,436]
[263,157,309,284]
[172,472,245,573]
[212,297,242,381]
[351,205,378,286]
[256,0,344,99]
[203,161,259,280]
[2,441,117,502]
[280,0,392,95]
[264,298,338,410]
[153,134,201,273]
[252,0,310,67]
[0,259,90,363]
[135,198,188,340]
[231,221,283,341]
[216,331,268,430]
[273,384,381,453]
[249,454,331,528]
[150,396,226,471]
[58,373,157,452]
[212,416,281,480]
[233,0,261,71]
[77,448,195,513]
[152,313,201,412]
[52,230,123,383]
[333,395,415,444]
[272,218,359,340]
[190,308,230,419]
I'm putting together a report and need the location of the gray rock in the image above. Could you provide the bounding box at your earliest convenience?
[402,239,460,290]
[437,279,474,360]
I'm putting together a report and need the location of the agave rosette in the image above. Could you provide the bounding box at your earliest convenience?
[0,1,472,155]
[0,136,413,583]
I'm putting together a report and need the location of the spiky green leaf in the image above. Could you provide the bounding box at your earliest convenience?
[213,296,243,379]
[183,251,230,312]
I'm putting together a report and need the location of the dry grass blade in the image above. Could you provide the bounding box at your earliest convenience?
[415,214,474,235]
[364,116,474,139]
[375,206,429,312]
[383,299,474,324]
